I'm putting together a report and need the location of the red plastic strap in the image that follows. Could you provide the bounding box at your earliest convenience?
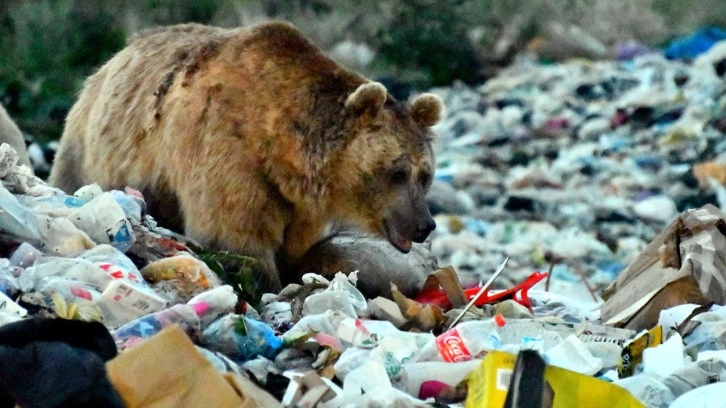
[463,271,548,309]
[414,271,549,311]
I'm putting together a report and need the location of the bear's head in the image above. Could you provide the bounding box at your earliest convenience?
[330,82,444,253]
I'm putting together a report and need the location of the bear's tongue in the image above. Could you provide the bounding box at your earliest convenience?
[388,225,413,253]
[395,235,413,253]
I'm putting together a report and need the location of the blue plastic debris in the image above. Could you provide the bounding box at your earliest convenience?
[664,27,726,60]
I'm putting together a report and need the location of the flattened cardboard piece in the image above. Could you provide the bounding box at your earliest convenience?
[368,297,408,327]
[391,284,446,331]
[107,324,279,408]
[420,266,469,308]
[601,204,726,330]
[224,373,282,408]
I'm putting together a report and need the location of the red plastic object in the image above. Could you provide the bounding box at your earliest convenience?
[415,271,549,311]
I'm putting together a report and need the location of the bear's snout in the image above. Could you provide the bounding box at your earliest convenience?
[414,216,436,243]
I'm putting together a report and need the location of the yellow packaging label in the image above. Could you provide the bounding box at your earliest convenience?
[465,351,645,408]
[618,325,663,378]
[465,351,516,408]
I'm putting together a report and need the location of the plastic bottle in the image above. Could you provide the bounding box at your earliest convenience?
[417,319,502,362]
[416,317,567,362]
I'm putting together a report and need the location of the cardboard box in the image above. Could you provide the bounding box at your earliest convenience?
[106,324,280,408]
[601,204,725,331]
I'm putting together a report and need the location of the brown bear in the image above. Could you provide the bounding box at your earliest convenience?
[49,21,443,291]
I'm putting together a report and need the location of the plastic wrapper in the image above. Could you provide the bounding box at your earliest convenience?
[73,183,103,201]
[19,277,103,321]
[77,244,142,278]
[9,242,43,268]
[320,360,426,408]
[110,190,143,222]
[302,272,368,318]
[544,334,603,375]
[0,143,48,194]
[332,320,434,382]
[0,290,27,318]
[642,333,686,377]
[401,360,481,400]
[113,301,210,348]
[0,259,20,296]
[0,184,95,256]
[302,291,358,319]
[96,280,168,329]
[140,252,222,302]
[259,301,292,327]
[67,192,135,252]
[19,257,113,292]
[35,216,96,256]
[283,310,377,349]
[16,193,86,218]
[188,285,238,326]
[0,186,41,242]
[671,382,726,408]
[201,314,283,362]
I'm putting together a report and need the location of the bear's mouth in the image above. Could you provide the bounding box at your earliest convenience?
[384,219,413,253]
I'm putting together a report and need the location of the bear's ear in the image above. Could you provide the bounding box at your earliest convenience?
[410,93,444,128]
[345,82,387,119]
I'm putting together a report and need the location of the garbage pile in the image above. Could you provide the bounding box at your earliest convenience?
[2,39,726,408]
[425,38,726,297]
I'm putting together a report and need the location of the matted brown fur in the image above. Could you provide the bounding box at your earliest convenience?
[49,21,443,290]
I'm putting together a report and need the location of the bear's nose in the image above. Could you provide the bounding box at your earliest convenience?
[414,217,436,242]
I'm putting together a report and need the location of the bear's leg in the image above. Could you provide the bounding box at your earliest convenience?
[280,212,329,267]
[251,248,283,293]
[176,176,287,292]
[213,242,283,293]
[140,187,185,233]
[48,138,86,194]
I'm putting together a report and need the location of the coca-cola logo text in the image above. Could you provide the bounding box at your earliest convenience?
[436,328,473,362]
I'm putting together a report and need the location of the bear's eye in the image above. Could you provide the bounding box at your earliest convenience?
[391,169,409,183]
[420,171,432,187]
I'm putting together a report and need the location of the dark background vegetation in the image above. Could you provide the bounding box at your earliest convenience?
[1,0,725,143]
